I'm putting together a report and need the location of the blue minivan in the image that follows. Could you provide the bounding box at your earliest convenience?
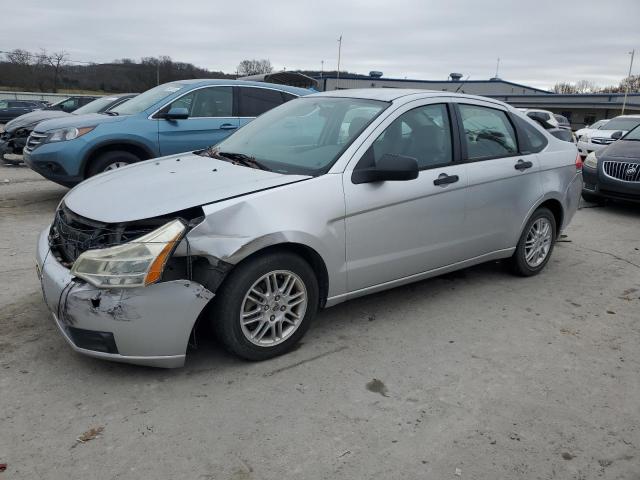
[23,80,310,186]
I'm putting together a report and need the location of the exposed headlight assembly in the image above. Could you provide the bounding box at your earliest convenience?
[584,151,598,169]
[45,126,95,143]
[71,219,186,288]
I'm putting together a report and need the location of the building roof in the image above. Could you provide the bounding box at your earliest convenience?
[317,74,551,94]
[238,72,318,89]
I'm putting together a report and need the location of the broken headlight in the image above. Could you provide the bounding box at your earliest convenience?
[71,219,186,288]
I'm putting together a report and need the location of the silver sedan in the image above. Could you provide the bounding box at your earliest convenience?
[37,89,582,367]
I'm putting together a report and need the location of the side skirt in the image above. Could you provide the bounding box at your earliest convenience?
[325,248,515,307]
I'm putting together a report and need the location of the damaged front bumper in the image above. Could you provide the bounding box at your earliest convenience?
[36,228,214,368]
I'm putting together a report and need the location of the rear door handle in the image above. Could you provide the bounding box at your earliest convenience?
[433,173,459,186]
[515,159,533,171]
[220,123,238,130]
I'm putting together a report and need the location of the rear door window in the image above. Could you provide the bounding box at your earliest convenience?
[239,87,286,117]
[458,104,518,160]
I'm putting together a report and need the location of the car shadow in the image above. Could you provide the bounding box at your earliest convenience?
[70,260,509,381]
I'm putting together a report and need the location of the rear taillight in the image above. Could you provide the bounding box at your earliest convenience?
[575,153,583,170]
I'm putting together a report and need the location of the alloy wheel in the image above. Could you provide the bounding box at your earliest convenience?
[239,270,308,347]
[524,217,553,268]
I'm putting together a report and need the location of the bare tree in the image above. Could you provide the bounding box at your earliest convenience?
[46,50,69,92]
[553,82,576,94]
[236,59,273,77]
[574,79,598,94]
[6,49,31,65]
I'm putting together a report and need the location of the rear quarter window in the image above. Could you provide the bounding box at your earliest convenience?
[512,115,548,153]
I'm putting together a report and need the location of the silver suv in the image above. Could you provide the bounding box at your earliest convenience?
[37,89,582,367]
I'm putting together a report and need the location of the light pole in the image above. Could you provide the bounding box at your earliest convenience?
[336,35,342,90]
[621,49,635,115]
[320,60,324,79]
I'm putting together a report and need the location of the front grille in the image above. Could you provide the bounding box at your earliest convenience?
[591,137,616,145]
[49,206,162,266]
[23,131,48,154]
[603,161,640,182]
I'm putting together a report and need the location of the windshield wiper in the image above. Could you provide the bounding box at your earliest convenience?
[218,151,271,171]
[101,111,119,116]
[197,147,271,171]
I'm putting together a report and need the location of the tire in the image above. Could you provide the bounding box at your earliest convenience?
[86,150,139,178]
[211,251,319,361]
[510,207,556,277]
[581,191,605,205]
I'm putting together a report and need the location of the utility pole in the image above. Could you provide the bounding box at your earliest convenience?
[495,57,500,78]
[336,35,342,90]
[621,49,635,115]
[320,60,324,79]
[156,59,160,86]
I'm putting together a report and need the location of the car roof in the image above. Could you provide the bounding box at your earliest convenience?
[612,114,640,119]
[309,88,510,107]
[166,78,311,96]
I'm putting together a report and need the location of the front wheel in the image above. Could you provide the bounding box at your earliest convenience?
[510,207,556,277]
[86,150,139,178]
[211,251,319,361]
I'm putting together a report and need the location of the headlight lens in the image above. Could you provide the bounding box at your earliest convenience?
[45,126,95,143]
[584,151,598,169]
[71,219,186,288]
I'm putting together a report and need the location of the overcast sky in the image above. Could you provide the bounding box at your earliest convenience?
[2,0,638,90]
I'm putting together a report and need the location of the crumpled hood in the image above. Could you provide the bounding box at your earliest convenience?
[35,113,126,133]
[63,152,311,223]
[4,110,70,132]
[599,140,640,159]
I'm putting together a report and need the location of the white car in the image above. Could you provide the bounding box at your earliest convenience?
[521,109,560,128]
[575,119,609,141]
[577,115,640,157]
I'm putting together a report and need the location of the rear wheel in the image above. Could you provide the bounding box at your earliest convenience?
[510,207,556,277]
[86,150,139,178]
[211,251,319,361]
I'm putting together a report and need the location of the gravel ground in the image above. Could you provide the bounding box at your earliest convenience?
[0,163,639,480]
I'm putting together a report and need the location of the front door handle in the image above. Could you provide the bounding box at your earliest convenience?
[514,159,533,171]
[433,173,459,186]
[220,123,238,130]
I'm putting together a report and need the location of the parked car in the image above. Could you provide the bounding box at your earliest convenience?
[554,114,571,130]
[582,124,640,203]
[36,89,582,367]
[0,94,136,161]
[523,109,560,128]
[524,111,575,144]
[23,80,310,186]
[575,119,609,142]
[48,95,99,113]
[577,114,640,157]
[0,99,45,123]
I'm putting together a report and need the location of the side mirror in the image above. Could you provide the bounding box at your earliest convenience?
[164,107,189,120]
[352,153,419,184]
[611,130,624,140]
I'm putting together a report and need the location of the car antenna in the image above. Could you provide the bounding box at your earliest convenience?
[454,75,471,93]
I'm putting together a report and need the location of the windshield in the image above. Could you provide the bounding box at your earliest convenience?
[603,117,640,131]
[592,119,608,129]
[47,97,71,109]
[212,97,388,175]
[73,96,123,115]
[623,125,640,141]
[110,83,186,115]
